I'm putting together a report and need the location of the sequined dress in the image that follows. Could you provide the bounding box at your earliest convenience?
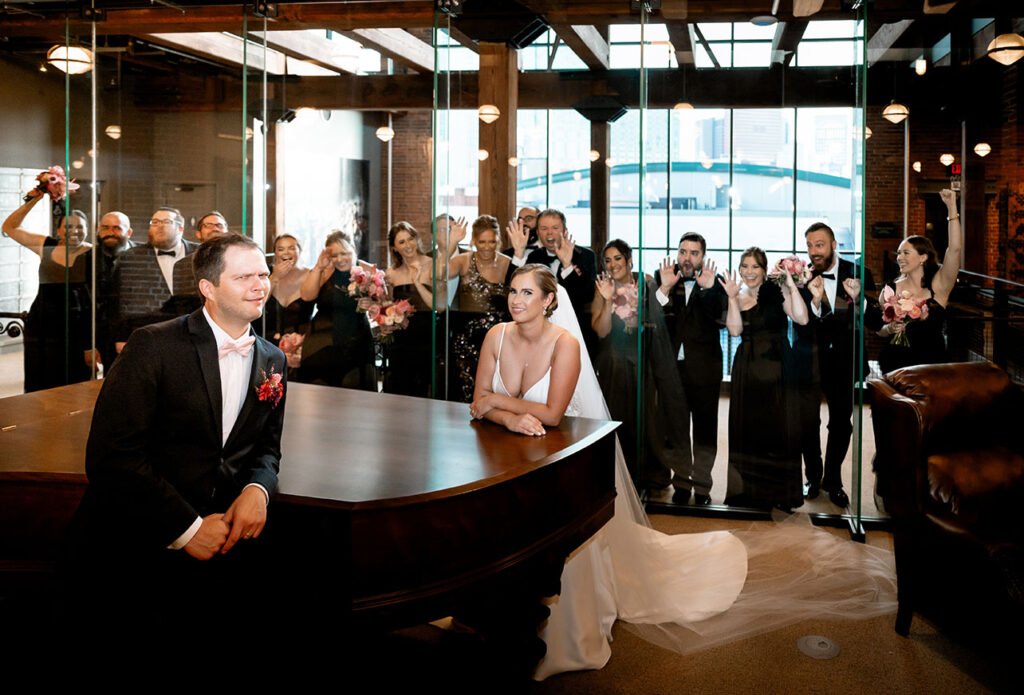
[451,253,509,402]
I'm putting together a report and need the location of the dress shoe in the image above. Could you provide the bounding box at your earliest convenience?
[804,482,821,500]
[672,488,692,504]
[828,488,850,508]
[693,493,712,506]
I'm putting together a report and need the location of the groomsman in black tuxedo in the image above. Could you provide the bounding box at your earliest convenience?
[112,206,198,352]
[653,233,727,505]
[63,234,286,637]
[794,222,875,508]
[506,208,598,354]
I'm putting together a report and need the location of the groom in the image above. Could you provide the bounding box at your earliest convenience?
[63,234,287,636]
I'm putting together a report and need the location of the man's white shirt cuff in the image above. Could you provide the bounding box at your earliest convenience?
[655,288,669,306]
[169,516,203,550]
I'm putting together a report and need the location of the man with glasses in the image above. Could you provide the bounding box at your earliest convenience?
[502,206,540,256]
[170,211,231,308]
[113,206,198,352]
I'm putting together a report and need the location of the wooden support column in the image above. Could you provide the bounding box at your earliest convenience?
[478,42,517,220]
[590,121,610,252]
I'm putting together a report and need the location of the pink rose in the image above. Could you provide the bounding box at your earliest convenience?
[907,305,921,320]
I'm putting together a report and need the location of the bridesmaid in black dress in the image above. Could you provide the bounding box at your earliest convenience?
[383,221,447,397]
[448,215,511,402]
[298,230,375,389]
[721,247,809,510]
[2,195,94,392]
[263,233,313,344]
[876,189,962,373]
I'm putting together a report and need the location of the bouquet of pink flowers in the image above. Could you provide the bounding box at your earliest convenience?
[613,284,639,332]
[769,255,813,288]
[24,165,80,203]
[347,266,387,302]
[278,332,304,369]
[880,285,930,346]
[368,298,415,343]
[346,266,415,343]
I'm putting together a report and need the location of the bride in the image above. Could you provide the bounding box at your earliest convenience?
[471,264,748,679]
[471,264,898,680]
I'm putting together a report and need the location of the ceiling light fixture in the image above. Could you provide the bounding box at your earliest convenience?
[105,125,122,140]
[477,149,489,161]
[987,33,1024,66]
[882,102,909,124]
[589,150,601,162]
[508,156,519,167]
[939,153,954,166]
[912,161,921,172]
[46,45,93,74]
[673,102,694,110]
[478,105,500,124]
[974,142,992,157]
[375,125,395,142]
[914,58,927,75]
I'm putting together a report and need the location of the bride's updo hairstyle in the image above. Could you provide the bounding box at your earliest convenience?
[511,263,559,318]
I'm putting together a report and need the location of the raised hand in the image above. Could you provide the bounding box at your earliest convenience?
[555,231,576,269]
[808,275,825,305]
[658,257,681,293]
[596,273,616,301]
[718,270,741,299]
[939,188,957,210]
[271,257,295,284]
[315,247,332,272]
[842,277,861,300]
[450,216,468,247]
[507,219,529,258]
[697,259,718,289]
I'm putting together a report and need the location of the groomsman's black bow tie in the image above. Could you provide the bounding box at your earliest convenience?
[157,250,176,256]
[819,272,835,279]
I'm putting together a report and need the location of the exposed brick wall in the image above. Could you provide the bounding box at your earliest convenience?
[379,111,433,258]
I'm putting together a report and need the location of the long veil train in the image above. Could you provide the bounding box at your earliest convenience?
[537,286,897,680]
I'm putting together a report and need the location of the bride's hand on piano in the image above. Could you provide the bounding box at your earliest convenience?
[469,394,495,420]
[507,413,545,436]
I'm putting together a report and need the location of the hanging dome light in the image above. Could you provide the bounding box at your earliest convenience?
[589,149,601,162]
[105,125,122,140]
[478,105,501,124]
[939,153,955,166]
[974,142,992,157]
[987,33,1024,66]
[673,102,694,110]
[605,157,615,168]
[914,58,927,75]
[46,45,93,74]
[477,149,489,161]
[912,161,921,172]
[507,156,519,167]
[864,126,872,139]
[375,126,395,142]
[882,102,909,124]
[701,158,713,170]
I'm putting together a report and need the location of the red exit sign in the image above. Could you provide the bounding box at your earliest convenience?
[951,164,962,174]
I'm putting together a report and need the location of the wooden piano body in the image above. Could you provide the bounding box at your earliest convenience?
[0,381,618,638]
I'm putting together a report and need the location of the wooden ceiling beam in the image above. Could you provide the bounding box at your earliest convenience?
[341,29,434,73]
[665,23,693,66]
[251,29,356,74]
[867,19,916,64]
[552,25,610,71]
[771,21,808,66]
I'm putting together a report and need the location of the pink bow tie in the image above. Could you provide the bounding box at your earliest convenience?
[218,335,255,359]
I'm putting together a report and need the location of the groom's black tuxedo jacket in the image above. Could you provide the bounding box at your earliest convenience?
[793,256,876,384]
[73,309,287,551]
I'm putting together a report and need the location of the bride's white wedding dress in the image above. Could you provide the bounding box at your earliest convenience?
[493,288,898,681]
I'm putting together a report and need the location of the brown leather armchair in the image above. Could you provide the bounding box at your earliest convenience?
[869,362,1024,637]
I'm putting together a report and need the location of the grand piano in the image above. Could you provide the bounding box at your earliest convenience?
[0,380,618,663]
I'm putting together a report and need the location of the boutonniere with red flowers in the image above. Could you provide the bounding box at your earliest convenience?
[255,366,284,407]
